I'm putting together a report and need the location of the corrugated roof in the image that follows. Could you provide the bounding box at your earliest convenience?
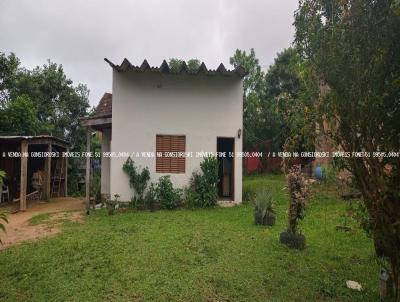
[104,58,247,78]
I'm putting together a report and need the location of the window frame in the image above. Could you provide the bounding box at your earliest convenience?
[156,134,186,174]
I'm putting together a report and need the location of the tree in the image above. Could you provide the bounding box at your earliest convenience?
[0,95,39,135]
[230,49,268,150]
[168,58,183,73]
[264,48,318,153]
[187,59,201,72]
[168,58,201,73]
[295,0,400,298]
[0,52,90,195]
[0,52,19,106]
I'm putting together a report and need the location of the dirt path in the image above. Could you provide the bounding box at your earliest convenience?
[0,197,85,250]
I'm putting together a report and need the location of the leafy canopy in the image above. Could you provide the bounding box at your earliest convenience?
[295,0,400,296]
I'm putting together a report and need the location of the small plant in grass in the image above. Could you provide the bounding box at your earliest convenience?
[280,165,310,249]
[123,157,150,205]
[156,176,182,209]
[254,188,276,226]
[106,194,120,215]
[185,157,219,208]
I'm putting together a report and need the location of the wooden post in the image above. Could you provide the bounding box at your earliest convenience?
[44,143,52,200]
[20,140,28,211]
[64,147,69,197]
[85,130,91,214]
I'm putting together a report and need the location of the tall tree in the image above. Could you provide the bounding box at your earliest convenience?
[264,48,318,153]
[0,52,90,195]
[230,48,267,150]
[0,53,19,106]
[295,0,400,298]
[0,95,39,135]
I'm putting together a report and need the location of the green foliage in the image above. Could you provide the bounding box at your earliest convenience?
[187,59,201,72]
[143,183,157,210]
[186,157,219,208]
[254,188,275,214]
[295,0,400,293]
[347,200,372,236]
[321,164,338,185]
[229,47,317,154]
[230,49,267,150]
[254,188,276,226]
[122,158,150,203]
[0,95,39,135]
[0,52,90,198]
[91,172,101,204]
[168,58,201,73]
[0,53,19,105]
[156,176,182,209]
[0,170,5,184]
[168,58,183,73]
[265,48,318,153]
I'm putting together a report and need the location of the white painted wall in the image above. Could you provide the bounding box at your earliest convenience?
[101,128,111,197]
[110,70,243,202]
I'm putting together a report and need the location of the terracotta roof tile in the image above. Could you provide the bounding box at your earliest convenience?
[94,93,112,117]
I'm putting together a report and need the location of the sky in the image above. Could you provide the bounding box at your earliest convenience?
[0,0,298,106]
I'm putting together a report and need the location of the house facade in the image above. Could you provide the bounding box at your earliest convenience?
[84,59,245,203]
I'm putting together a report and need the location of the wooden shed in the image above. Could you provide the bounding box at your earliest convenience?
[0,136,69,211]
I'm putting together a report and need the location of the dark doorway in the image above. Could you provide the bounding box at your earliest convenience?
[217,137,234,200]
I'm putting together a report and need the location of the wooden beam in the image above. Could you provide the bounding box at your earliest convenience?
[20,140,28,211]
[85,130,91,214]
[44,143,52,200]
[81,117,112,127]
[27,138,68,149]
[64,147,69,197]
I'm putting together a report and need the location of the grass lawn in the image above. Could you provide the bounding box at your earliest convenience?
[0,174,379,301]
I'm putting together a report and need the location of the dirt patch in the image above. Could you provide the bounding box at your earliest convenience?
[0,197,85,250]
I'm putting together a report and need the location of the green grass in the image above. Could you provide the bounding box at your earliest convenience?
[0,174,378,301]
[28,213,52,226]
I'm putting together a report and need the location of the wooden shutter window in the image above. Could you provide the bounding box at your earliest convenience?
[156,135,185,173]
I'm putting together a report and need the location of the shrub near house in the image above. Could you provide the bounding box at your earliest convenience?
[121,157,219,211]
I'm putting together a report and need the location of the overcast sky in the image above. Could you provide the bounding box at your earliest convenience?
[0,0,298,106]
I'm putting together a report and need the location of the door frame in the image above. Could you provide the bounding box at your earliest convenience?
[216,137,235,201]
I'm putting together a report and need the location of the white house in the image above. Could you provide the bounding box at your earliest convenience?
[82,58,245,203]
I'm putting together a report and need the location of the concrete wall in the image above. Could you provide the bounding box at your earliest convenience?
[101,128,111,198]
[110,70,243,202]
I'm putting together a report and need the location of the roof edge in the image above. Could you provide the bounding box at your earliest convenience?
[104,58,247,78]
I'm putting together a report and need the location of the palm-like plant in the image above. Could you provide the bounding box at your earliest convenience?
[254,188,276,226]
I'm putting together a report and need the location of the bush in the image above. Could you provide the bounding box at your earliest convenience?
[156,176,182,209]
[185,157,219,208]
[144,183,157,210]
[123,158,150,203]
